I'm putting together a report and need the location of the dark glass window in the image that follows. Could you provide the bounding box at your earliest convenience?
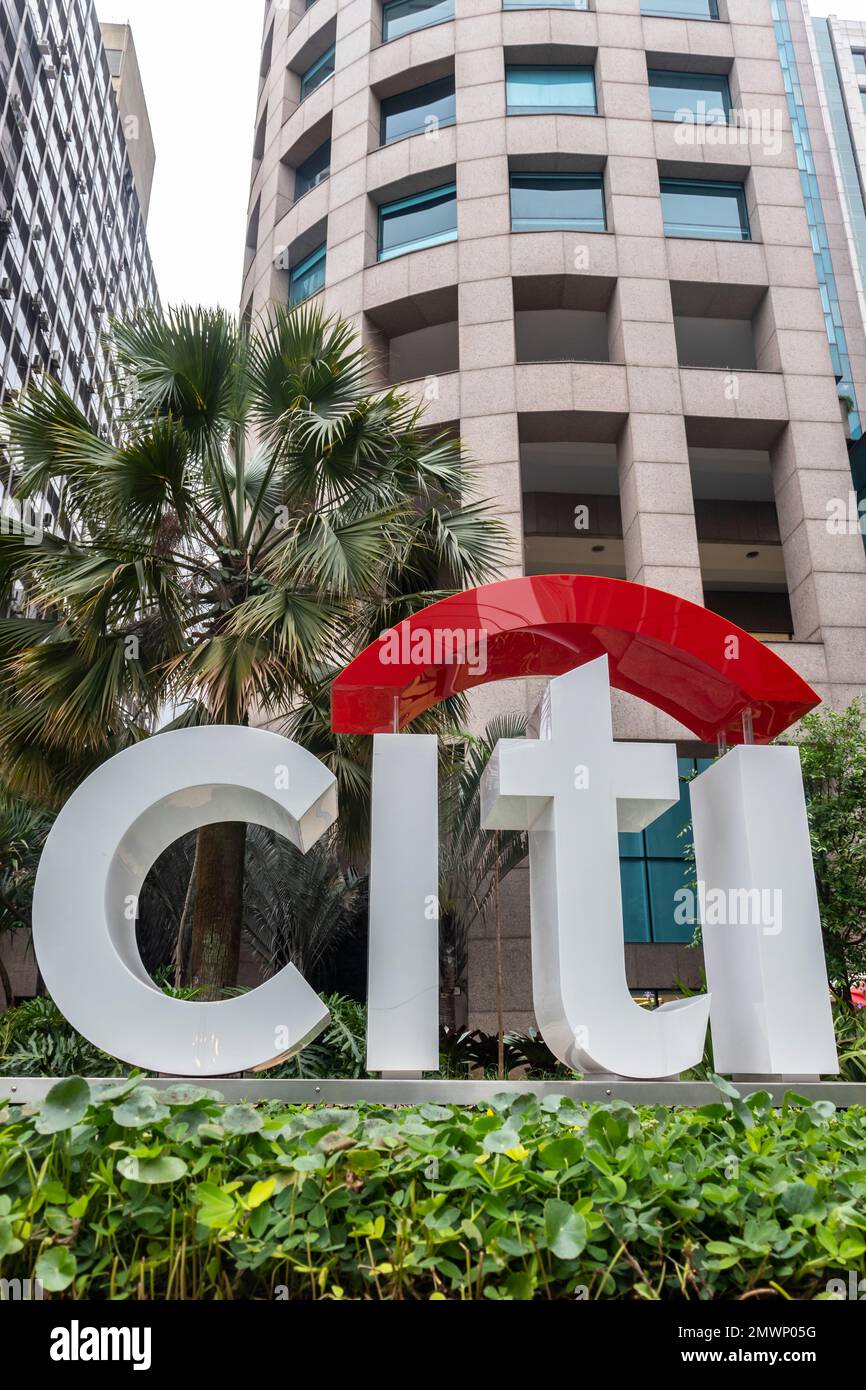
[300,46,335,101]
[380,76,455,144]
[660,178,751,241]
[648,70,731,124]
[104,47,123,77]
[620,758,713,944]
[641,0,718,17]
[288,243,326,305]
[506,65,596,115]
[378,182,457,260]
[382,0,454,43]
[510,173,606,232]
[294,139,331,199]
[503,0,588,8]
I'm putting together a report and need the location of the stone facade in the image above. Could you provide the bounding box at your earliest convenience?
[243,0,866,1030]
[3,0,864,1020]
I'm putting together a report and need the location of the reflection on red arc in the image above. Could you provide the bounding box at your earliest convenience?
[330,574,820,743]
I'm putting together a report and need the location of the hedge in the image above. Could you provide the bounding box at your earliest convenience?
[0,1078,864,1300]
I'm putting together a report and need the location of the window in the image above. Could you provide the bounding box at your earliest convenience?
[294,139,331,199]
[510,173,606,232]
[382,0,454,43]
[503,0,588,7]
[853,51,866,76]
[620,758,712,944]
[505,65,596,116]
[378,183,457,260]
[300,46,335,101]
[104,48,123,78]
[288,243,326,305]
[641,0,718,17]
[660,179,750,241]
[648,70,731,124]
[381,77,456,145]
[862,91,866,115]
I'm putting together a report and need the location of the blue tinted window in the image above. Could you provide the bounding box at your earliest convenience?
[660,179,750,241]
[300,46,335,101]
[511,174,606,232]
[641,0,718,17]
[503,0,589,8]
[382,0,454,42]
[621,859,652,943]
[649,70,730,124]
[853,52,866,76]
[378,183,457,260]
[294,140,331,199]
[381,77,456,145]
[619,758,713,944]
[288,244,326,305]
[506,65,596,115]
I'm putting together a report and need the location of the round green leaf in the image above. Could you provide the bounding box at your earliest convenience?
[117,1154,188,1185]
[36,1246,77,1292]
[162,1084,223,1106]
[112,1090,170,1128]
[36,1078,91,1135]
[540,1137,583,1169]
[222,1104,263,1135]
[780,1181,818,1215]
[543,1199,587,1260]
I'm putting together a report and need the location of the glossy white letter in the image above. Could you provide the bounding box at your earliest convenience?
[481,656,711,1078]
[691,745,838,1077]
[367,734,439,1073]
[33,727,336,1075]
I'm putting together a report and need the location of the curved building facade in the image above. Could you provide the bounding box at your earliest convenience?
[244,0,866,1022]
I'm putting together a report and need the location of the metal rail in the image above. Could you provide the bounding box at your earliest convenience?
[2,1077,866,1107]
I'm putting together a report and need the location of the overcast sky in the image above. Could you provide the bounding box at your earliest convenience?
[811,0,866,16]
[94,0,263,313]
[94,0,866,313]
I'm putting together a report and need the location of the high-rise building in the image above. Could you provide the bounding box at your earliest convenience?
[0,0,158,454]
[0,0,158,1004]
[242,0,866,1030]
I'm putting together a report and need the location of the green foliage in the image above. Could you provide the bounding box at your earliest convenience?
[267,995,368,1079]
[437,1027,565,1079]
[834,1001,866,1081]
[793,701,866,996]
[0,997,127,1077]
[0,304,506,860]
[0,1078,864,1300]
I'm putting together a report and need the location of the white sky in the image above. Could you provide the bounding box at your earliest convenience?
[94,0,263,313]
[811,1,866,16]
[93,0,866,313]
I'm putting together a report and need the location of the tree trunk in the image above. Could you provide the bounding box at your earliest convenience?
[186,822,246,1000]
[174,837,200,989]
[439,919,458,1035]
[494,835,505,1081]
[0,949,12,1009]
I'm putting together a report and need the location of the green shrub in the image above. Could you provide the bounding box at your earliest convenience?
[0,1078,864,1300]
[0,998,127,1078]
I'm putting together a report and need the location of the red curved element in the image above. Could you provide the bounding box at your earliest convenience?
[331,575,819,743]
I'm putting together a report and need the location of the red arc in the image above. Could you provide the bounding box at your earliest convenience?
[331,574,819,744]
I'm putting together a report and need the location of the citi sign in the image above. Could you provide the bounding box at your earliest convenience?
[33,576,839,1081]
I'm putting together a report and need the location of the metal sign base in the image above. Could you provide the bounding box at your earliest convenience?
[2,1077,866,1107]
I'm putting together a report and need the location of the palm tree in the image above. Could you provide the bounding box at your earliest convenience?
[0,790,53,1005]
[0,304,507,997]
